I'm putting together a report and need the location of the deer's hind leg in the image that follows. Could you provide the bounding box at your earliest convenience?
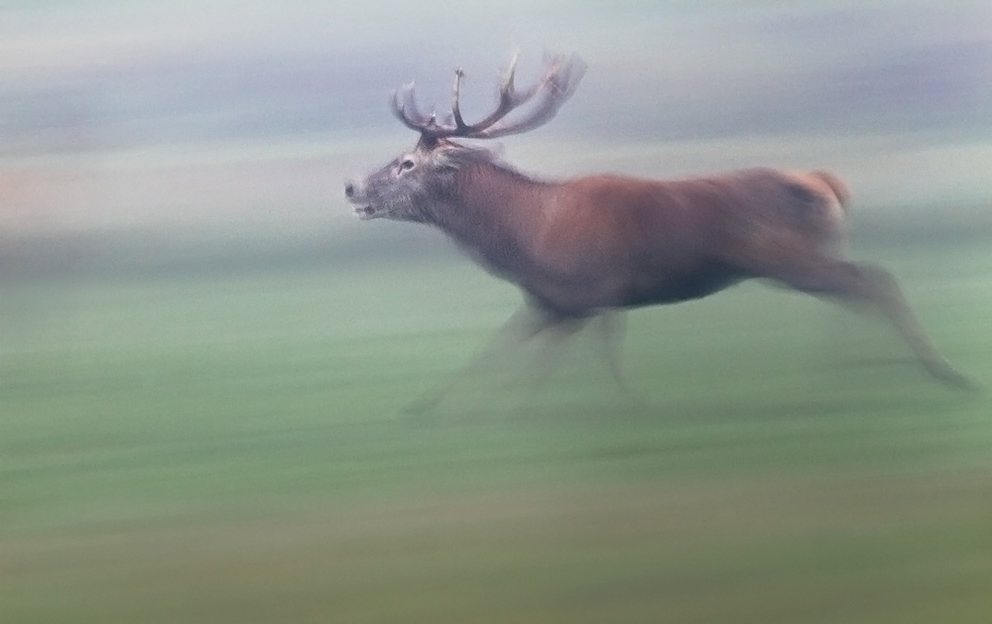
[744,242,976,390]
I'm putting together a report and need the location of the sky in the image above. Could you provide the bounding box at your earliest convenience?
[1,0,990,246]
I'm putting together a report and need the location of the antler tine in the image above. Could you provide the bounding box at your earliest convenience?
[499,51,520,99]
[475,53,586,139]
[501,50,545,107]
[396,52,585,143]
[451,68,467,130]
[390,81,435,133]
[459,51,530,132]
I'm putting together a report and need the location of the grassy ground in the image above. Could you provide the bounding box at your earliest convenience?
[1,239,990,623]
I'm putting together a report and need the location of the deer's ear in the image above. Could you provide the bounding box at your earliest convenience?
[434,160,461,177]
[432,148,462,173]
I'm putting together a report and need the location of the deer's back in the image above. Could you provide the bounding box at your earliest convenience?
[543,168,845,260]
[526,168,847,312]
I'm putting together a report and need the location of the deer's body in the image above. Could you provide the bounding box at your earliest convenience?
[433,162,847,316]
[345,54,975,412]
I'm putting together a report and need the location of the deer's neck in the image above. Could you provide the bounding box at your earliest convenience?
[431,163,551,277]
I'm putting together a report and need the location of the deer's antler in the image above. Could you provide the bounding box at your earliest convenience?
[391,53,586,144]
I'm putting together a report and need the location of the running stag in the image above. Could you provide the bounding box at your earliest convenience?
[345,53,975,412]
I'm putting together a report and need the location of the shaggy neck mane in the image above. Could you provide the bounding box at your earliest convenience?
[429,149,553,276]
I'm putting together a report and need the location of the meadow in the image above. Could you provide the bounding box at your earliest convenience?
[1,236,990,623]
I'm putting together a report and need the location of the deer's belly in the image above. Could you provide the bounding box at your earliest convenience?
[621,262,745,307]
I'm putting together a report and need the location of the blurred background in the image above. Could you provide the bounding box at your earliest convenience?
[1,2,991,623]
[2,0,991,273]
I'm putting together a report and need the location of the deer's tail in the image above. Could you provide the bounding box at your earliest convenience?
[810,170,850,213]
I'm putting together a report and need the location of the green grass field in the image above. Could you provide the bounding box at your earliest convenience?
[1,239,990,623]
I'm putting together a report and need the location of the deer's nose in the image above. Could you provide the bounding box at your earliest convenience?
[344,181,355,199]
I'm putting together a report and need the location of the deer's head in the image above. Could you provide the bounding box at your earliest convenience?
[345,53,586,223]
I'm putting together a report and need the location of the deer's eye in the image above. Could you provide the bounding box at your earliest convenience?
[399,158,416,172]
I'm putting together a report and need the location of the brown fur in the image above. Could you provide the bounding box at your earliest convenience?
[439,164,848,315]
[407,157,973,410]
[347,56,976,413]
